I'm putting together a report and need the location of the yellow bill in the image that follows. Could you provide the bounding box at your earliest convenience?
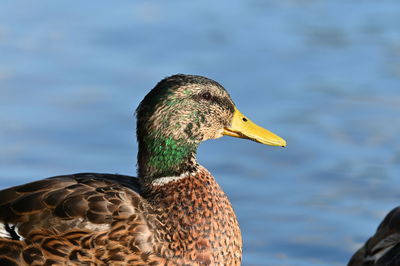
[223,107,286,147]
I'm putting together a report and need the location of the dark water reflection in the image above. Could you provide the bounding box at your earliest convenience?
[1,1,400,265]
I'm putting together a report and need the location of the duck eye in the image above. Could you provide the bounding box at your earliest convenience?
[201,92,212,101]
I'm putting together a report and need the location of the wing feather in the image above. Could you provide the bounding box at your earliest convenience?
[0,173,142,238]
[349,207,400,265]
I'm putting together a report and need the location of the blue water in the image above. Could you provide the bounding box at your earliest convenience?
[1,1,400,265]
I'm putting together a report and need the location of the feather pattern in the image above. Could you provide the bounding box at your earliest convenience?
[0,168,241,265]
[349,207,400,266]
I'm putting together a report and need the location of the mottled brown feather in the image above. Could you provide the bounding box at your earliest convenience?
[0,168,241,265]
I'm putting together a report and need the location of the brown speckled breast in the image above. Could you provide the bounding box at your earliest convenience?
[144,166,242,265]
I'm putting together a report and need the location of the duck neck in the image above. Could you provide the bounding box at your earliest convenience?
[137,134,199,184]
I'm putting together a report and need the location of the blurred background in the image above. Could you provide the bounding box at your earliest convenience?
[0,1,399,265]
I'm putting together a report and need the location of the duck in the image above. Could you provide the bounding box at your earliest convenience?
[348,206,400,265]
[0,74,286,265]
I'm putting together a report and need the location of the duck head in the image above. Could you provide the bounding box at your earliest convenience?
[136,74,286,181]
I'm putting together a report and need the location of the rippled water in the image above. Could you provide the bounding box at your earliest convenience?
[1,1,400,265]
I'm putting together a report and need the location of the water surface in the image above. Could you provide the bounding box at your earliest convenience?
[1,1,400,265]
